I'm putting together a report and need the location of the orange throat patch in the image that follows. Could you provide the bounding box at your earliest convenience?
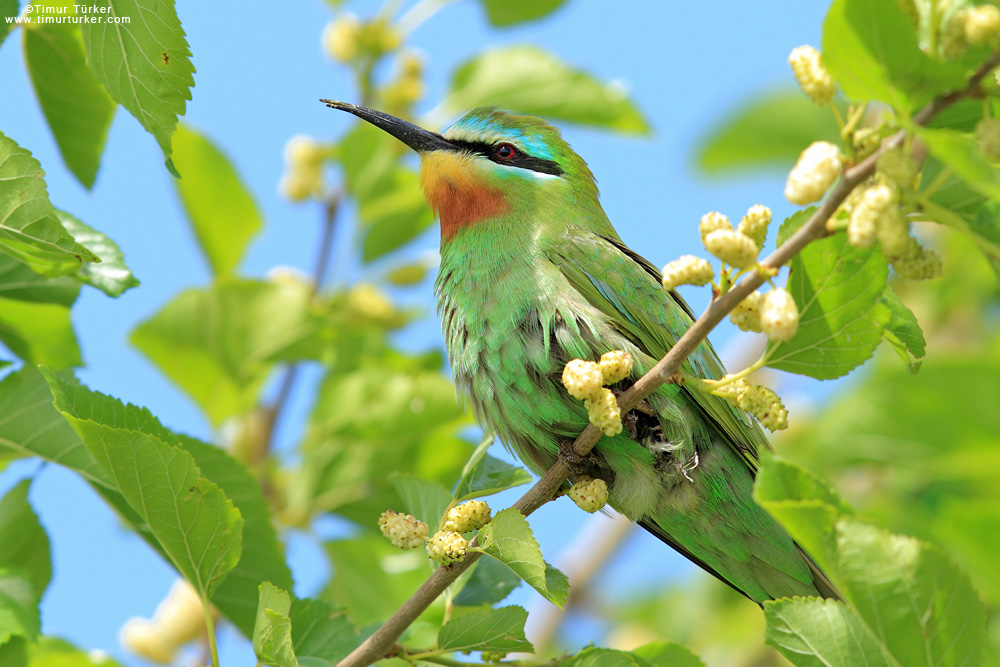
[419,151,509,239]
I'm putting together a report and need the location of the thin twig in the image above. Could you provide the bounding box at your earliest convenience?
[258,192,342,461]
[336,56,997,667]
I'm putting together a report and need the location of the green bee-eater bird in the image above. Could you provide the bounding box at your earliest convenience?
[323,100,837,603]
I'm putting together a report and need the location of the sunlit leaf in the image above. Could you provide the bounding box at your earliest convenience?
[390,473,451,533]
[476,0,567,27]
[81,0,194,173]
[0,0,18,47]
[289,598,358,665]
[452,555,522,607]
[765,597,891,667]
[57,210,139,297]
[0,254,78,306]
[0,131,99,275]
[878,287,925,374]
[472,508,568,606]
[822,0,965,113]
[0,367,109,487]
[44,370,243,600]
[697,90,842,174]
[768,209,890,379]
[835,517,985,667]
[171,124,263,276]
[254,583,297,667]
[130,280,313,426]
[437,606,532,654]
[23,10,115,189]
[0,568,39,645]
[179,436,292,637]
[631,641,705,667]
[0,297,82,368]
[440,46,649,133]
[0,481,51,598]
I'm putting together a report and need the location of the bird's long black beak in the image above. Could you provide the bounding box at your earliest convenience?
[320,100,457,154]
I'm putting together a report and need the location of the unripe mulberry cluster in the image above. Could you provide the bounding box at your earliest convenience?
[442,500,492,533]
[942,5,1000,57]
[716,379,789,432]
[788,45,837,106]
[279,135,327,202]
[759,288,799,342]
[377,502,493,565]
[322,13,402,63]
[847,184,942,280]
[561,351,634,437]
[785,141,843,205]
[684,204,772,272]
[567,476,609,513]
[426,531,468,565]
[121,580,211,665]
[378,510,429,550]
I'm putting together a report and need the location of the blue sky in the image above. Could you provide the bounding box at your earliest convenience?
[0,0,830,663]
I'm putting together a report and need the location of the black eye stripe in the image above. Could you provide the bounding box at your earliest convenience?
[449,139,564,177]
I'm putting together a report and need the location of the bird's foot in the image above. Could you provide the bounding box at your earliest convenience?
[609,389,655,439]
[558,438,598,475]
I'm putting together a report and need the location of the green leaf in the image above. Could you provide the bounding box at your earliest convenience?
[178,436,292,637]
[389,473,451,532]
[23,13,116,189]
[835,517,985,667]
[254,583,297,667]
[564,647,653,667]
[439,46,650,134]
[0,367,109,487]
[25,637,126,667]
[754,456,849,577]
[631,641,705,667]
[0,132,100,275]
[0,636,28,666]
[754,455,851,513]
[0,569,38,645]
[917,127,1000,201]
[43,369,243,600]
[821,0,965,113]
[324,537,430,627]
[696,89,842,174]
[452,554,522,607]
[767,210,890,379]
[130,280,313,426]
[437,606,532,654]
[57,210,139,297]
[0,0,18,48]
[0,254,79,306]
[359,168,435,263]
[472,508,568,606]
[453,452,532,503]
[764,597,892,667]
[476,0,567,27]
[384,261,430,286]
[289,598,358,664]
[917,156,1000,275]
[878,287,925,374]
[80,0,194,172]
[0,297,82,368]
[0,481,51,598]
[171,124,263,275]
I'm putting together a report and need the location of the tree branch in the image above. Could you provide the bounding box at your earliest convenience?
[258,192,342,463]
[335,56,997,667]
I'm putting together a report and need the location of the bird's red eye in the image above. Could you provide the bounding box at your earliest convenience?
[495,143,517,160]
